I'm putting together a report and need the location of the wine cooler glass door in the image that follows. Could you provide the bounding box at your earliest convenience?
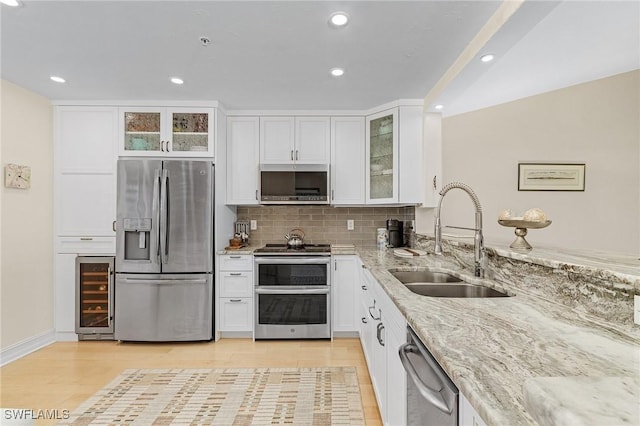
[76,256,114,339]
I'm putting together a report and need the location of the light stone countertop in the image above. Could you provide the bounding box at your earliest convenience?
[357,248,640,426]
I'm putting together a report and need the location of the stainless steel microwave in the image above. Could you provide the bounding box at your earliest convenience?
[260,164,329,204]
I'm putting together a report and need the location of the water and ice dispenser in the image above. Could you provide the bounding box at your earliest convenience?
[123,218,152,260]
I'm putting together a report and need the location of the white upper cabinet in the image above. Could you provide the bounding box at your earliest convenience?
[54,106,118,237]
[331,116,365,204]
[260,116,330,164]
[118,107,215,157]
[366,108,399,204]
[365,105,424,205]
[295,117,330,163]
[56,107,118,173]
[227,116,260,205]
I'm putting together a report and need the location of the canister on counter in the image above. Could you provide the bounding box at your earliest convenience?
[376,228,388,250]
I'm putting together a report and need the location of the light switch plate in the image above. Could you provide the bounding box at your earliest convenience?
[250,220,257,230]
[347,219,354,230]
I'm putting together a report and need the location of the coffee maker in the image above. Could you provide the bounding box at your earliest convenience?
[386,219,404,247]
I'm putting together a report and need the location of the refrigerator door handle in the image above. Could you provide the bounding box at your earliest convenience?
[153,169,162,262]
[160,168,169,264]
[119,277,208,285]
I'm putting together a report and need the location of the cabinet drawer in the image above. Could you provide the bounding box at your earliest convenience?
[219,272,253,298]
[218,255,253,271]
[57,237,116,254]
[219,298,253,332]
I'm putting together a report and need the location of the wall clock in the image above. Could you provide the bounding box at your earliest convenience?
[4,163,31,189]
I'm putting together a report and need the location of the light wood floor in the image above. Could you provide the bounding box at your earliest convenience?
[0,338,381,425]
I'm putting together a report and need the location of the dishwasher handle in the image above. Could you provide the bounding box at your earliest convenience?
[399,342,453,414]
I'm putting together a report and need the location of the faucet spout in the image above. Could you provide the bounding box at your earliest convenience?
[433,182,485,278]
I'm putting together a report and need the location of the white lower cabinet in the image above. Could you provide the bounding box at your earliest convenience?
[219,298,253,331]
[332,255,359,333]
[55,253,77,336]
[359,265,407,425]
[460,393,488,426]
[217,255,253,333]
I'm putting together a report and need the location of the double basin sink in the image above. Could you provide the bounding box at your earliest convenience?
[389,269,511,298]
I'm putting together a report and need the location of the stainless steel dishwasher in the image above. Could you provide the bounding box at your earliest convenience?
[399,326,459,425]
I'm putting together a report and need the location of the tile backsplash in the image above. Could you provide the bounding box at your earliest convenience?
[237,206,415,248]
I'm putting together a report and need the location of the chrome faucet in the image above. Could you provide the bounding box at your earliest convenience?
[434,182,485,278]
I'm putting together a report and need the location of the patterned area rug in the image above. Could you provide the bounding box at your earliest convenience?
[59,367,365,425]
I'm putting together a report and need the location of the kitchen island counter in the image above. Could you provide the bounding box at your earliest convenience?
[358,248,640,426]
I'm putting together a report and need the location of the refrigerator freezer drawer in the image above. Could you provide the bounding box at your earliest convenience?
[114,273,213,341]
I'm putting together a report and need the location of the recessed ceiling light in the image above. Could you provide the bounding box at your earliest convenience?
[0,0,20,6]
[329,12,349,27]
[434,104,444,110]
[480,54,495,63]
[330,68,345,77]
[170,77,184,85]
[50,76,66,83]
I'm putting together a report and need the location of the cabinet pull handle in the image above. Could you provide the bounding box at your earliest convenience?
[368,304,380,321]
[295,150,299,160]
[80,237,93,241]
[229,255,241,259]
[433,175,437,190]
[229,299,242,303]
[331,189,334,200]
[376,322,385,346]
[334,260,337,271]
[255,189,258,200]
[166,141,171,152]
[161,140,165,152]
[112,221,117,232]
[361,285,367,290]
[361,264,366,269]
[229,273,242,276]
[361,317,368,324]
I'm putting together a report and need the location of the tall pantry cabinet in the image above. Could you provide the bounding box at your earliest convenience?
[54,106,118,340]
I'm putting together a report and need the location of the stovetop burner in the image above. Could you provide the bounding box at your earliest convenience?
[253,243,332,255]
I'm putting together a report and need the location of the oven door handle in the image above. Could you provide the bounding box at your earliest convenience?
[255,287,330,295]
[399,342,452,414]
[254,257,330,265]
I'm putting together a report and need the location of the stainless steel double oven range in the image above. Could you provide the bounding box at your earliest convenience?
[253,244,331,339]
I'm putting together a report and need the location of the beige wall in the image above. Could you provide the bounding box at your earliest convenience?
[416,70,640,255]
[1,80,54,350]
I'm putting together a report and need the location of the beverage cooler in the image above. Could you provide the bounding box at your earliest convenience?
[76,256,114,340]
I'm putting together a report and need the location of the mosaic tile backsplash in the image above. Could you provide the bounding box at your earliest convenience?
[237,206,415,248]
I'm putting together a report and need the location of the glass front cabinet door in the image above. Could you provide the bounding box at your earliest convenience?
[119,107,214,157]
[366,108,399,203]
[75,256,114,340]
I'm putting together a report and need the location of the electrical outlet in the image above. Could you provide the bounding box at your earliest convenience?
[347,219,354,230]
[250,220,257,230]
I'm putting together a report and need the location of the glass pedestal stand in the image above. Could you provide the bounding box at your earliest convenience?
[498,219,551,251]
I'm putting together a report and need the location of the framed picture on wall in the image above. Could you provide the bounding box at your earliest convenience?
[518,163,585,191]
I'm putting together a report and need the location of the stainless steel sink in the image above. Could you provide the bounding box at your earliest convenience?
[390,270,463,284]
[404,283,510,298]
[389,269,511,298]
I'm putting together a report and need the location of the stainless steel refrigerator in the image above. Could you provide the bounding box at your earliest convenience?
[114,159,214,341]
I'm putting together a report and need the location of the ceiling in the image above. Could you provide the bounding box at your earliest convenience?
[1,1,638,113]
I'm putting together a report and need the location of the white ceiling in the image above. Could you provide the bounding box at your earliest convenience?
[1,1,638,113]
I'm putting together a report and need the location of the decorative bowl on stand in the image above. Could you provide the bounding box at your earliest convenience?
[498,219,551,251]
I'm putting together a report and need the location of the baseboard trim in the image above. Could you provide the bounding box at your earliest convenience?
[55,331,79,342]
[0,329,56,366]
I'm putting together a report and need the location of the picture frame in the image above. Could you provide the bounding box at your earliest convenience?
[518,163,585,191]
